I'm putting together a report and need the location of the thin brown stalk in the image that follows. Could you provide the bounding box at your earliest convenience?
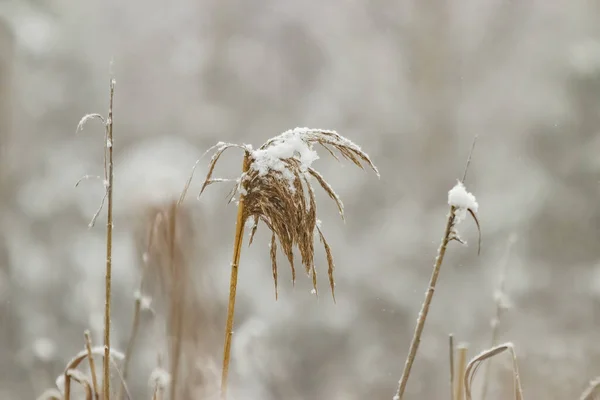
[84,330,99,400]
[449,334,455,400]
[454,344,468,400]
[103,78,115,400]
[76,78,116,400]
[66,369,94,400]
[464,343,523,400]
[394,146,479,399]
[580,376,600,400]
[394,207,457,399]
[56,347,130,400]
[221,154,251,399]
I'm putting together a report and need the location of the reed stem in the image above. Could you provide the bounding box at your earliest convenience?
[103,78,115,400]
[220,153,251,399]
[394,207,456,399]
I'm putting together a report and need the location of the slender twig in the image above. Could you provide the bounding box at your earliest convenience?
[462,135,478,183]
[84,330,99,400]
[394,207,457,399]
[103,78,115,400]
[393,142,480,399]
[76,78,116,400]
[221,153,251,399]
[449,334,455,400]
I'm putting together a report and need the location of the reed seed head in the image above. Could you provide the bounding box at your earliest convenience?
[196,127,378,300]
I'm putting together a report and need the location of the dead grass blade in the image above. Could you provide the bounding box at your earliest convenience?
[464,343,523,400]
[84,331,99,400]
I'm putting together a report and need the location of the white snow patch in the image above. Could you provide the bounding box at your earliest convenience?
[250,127,321,190]
[448,180,478,223]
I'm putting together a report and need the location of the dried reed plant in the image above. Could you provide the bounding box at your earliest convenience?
[580,376,600,400]
[186,127,379,399]
[464,343,523,400]
[76,78,116,399]
[393,141,480,400]
[41,335,131,400]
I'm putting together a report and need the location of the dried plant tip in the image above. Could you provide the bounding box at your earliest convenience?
[467,208,482,255]
[464,343,523,400]
[195,128,377,300]
[77,113,105,132]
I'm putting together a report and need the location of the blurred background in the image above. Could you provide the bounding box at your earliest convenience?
[1,0,600,399]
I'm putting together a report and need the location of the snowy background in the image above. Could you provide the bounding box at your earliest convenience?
[1,0,600,399]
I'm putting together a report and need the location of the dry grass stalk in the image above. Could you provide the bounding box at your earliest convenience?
[65,369,94,400]
[464,343,523,400]
[393,206,458,399]
[58,345,130,400]
[137,201,214,400]
[481,236,515,400]
[454,344,468,400]
[220,153,251,400]
[393,144,480,400]
[449,334,455,400]
[76,78,116,399]
[189,128,379,399]
[84,330,100,400]
[580,377,600,400]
